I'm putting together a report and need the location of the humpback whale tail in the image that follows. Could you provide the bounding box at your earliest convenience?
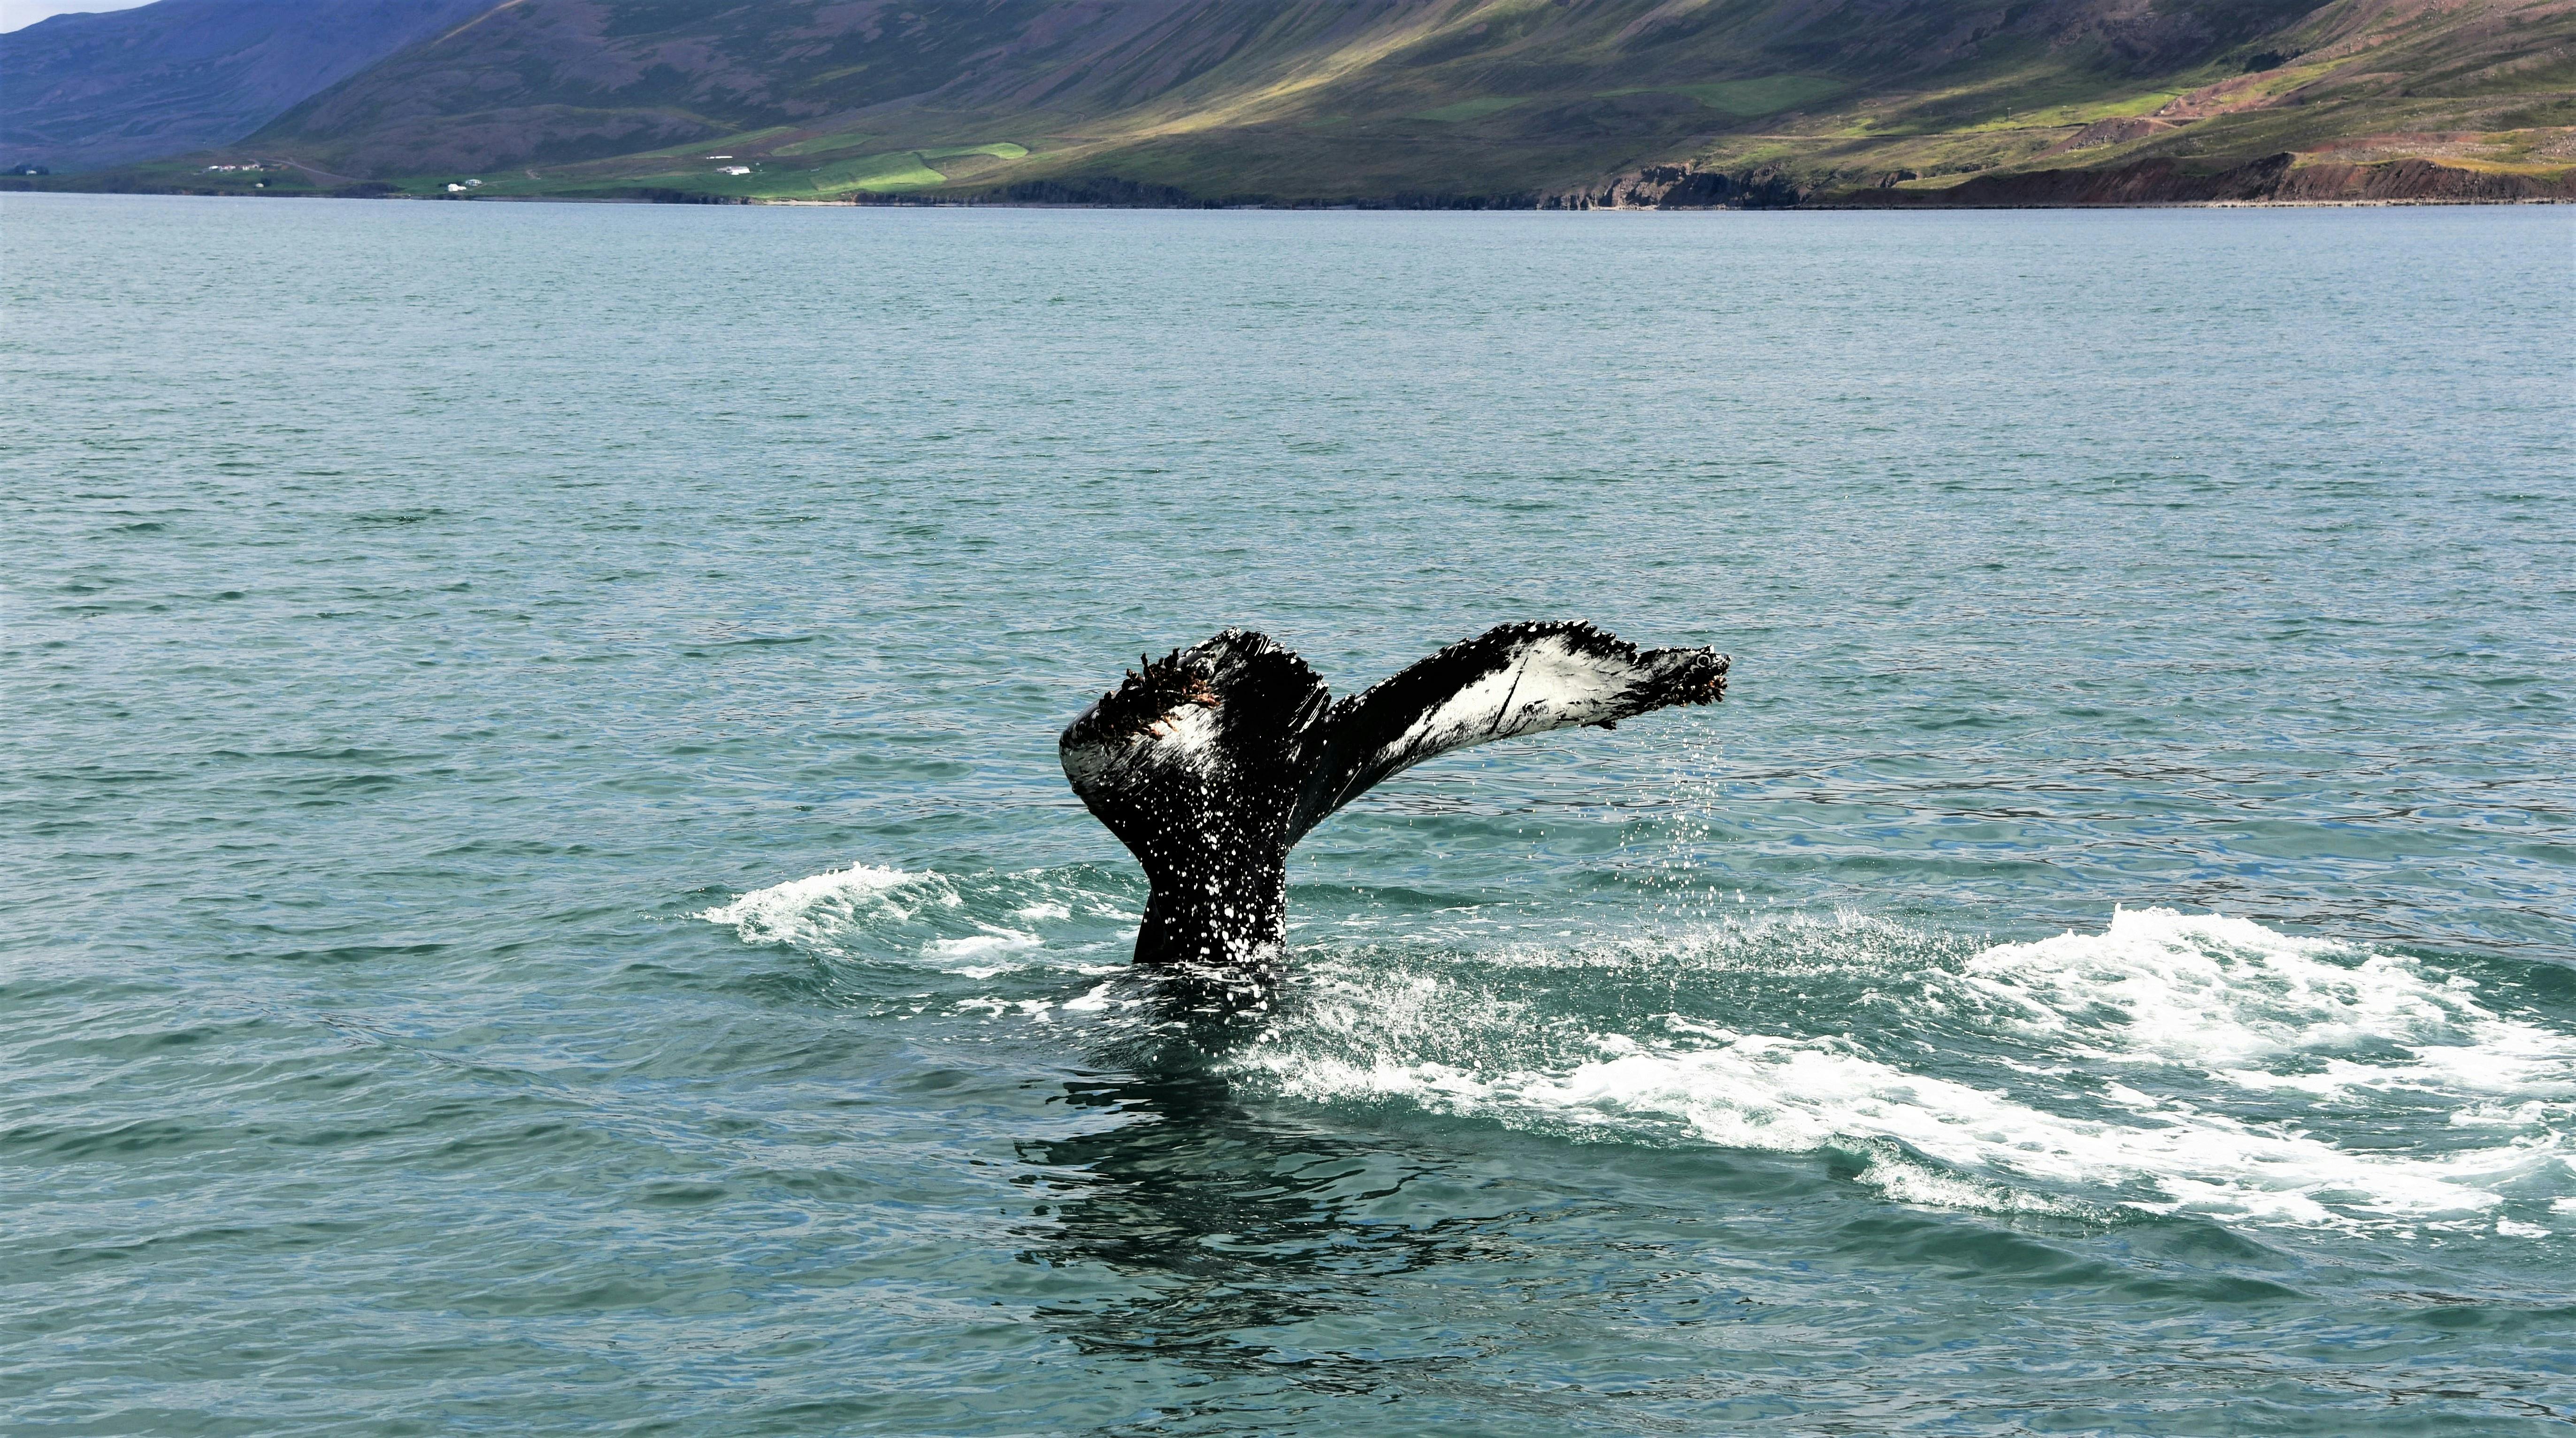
[1060,622,1729,970]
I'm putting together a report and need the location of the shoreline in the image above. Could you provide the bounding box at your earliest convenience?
[6,184,2565,212]
[14,150,2568,212]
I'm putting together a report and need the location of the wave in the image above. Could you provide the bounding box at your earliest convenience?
[696,863,938,948]
[695,863,1135,976]
[700,863,2573,1232]
[1234,908,2576,1232]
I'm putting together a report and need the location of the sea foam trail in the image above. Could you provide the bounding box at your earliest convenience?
[1238,909,2576,1231]
[700,868,2576,1230]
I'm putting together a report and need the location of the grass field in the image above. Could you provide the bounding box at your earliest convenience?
[1409,97,1528,123]
[335,140,1043,201]
[1671,75,1845,117]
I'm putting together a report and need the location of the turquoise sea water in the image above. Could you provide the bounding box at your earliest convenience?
[5,193,2574,1434]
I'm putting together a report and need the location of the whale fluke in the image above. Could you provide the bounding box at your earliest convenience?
[1060,622,1728,971]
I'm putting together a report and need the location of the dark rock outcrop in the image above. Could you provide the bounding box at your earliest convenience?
[1548,163,1811,210]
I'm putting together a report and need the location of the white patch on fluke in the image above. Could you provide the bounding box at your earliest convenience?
[1138,701,1230,779]
[1368,634,1639,778]
[1061,696,1229,795]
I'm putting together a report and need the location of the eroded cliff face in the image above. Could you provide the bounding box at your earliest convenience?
[2262,157,2576,202]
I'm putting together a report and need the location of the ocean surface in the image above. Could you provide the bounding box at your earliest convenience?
[5,192,2573,1435]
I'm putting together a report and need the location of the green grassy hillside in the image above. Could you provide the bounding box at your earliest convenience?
[38,0,2576,204]
[1675,0,2576,201]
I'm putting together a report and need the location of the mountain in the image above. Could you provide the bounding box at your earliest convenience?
[18,0,2576,203]
[0,0,493,172]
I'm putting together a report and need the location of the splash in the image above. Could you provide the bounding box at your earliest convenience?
[1955,910,2558,1087]
[696,863,1138,976]
[1237,908,2576,1231]
[695,864,942,948]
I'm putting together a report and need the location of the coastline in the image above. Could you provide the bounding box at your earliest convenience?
[13,151,2567,211]
[8,185,2563,211]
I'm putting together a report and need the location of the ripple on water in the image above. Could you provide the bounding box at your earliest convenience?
[8,197,2573,1435]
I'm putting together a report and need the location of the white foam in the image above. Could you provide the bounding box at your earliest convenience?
[1241,908,2576,1230]
[1955,909,2557,1088]
[923,929,1042,958]
[924,927,1046,977]
[696,864,930,946]
[1062,981,1119,1012]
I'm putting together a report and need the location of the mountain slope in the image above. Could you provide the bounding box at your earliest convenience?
[248,0,1484,178]
[1666,0,2576,204]
[27,0,2576,202]
[0,0,495,172]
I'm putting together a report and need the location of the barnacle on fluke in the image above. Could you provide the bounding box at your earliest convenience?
[1059,621,1729,974]
[1070,647,1228,743]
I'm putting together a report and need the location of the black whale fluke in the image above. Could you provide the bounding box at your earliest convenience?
[1060,622,1729,971]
